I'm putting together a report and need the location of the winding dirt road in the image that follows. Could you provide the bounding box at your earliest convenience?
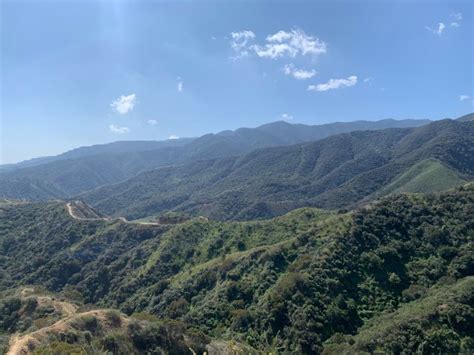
[66,202,109,221]
[66,202,159,225]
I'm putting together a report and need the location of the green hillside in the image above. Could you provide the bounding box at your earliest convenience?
[324,277,474,354]
[374,158,466,197]
[80,119,474,221]
[1,185,473,353]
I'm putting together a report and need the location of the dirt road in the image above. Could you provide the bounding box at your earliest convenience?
[66,202,159,226]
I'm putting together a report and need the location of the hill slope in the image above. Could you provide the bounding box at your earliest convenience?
[0,287,243,354]
[0,185,473,353]
[0,118,429,200]
[80,119,474,220]
[456,112,474,122]
[324,277,474,354]
[373,158,467,197]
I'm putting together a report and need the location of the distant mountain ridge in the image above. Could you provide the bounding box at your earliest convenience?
[0,118,431,200]
[79,118,473,220]
[457,112,474,122]
[0,138,194,171]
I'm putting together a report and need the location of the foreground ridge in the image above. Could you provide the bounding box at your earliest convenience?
[0,184,472,353]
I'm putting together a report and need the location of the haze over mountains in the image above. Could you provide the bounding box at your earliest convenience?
[80,118,473,220]
[0,118,430,200]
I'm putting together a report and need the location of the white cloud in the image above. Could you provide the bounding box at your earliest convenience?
[449,12,462,28]
[363,77,374,83]
[283,64,292,75]
[280,113,293,121]
[110,94,136,114]
[252,29,326,59]
[436,22,446,35]
[425,22,446,35]
[230,30,256,58]
[230,28,326,60]
[450,12,462,21]
[231,30,255,49]
[147,119,158,126]
[109,124,130,134]
[426,13,462,34]
[308,75,358,92]
[283,64,316,80]
[168,135,179,140]
[459,95,471,101]
[177,78,183,92]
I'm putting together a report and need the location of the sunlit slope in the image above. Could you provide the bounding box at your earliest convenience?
[375,158,467,197]
[323,277,474,354]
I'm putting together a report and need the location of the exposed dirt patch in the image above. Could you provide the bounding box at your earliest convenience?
[36,296,78,317]
[66,201,160,226]
[7,310,130,355]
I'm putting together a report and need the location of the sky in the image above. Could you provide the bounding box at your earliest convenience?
[1,0,472,164]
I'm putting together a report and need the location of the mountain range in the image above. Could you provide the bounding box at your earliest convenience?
[79,118,473,220]
[0,113,473,354]
[0,118,430,200]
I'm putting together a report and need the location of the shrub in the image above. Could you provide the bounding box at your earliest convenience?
[105,310,122,327]
[81,315,98,333]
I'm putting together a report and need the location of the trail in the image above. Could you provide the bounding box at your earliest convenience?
[7,334,29,355]
[7,310,130,355]
[7,290,80,355]
[66,202,159,226]
[66,202,109,221]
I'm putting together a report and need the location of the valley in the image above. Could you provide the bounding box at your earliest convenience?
[1,116,472,354]
[1,181,473,353]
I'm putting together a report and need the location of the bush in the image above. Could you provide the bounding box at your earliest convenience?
[81,315,98,333]
[105,310,122,327]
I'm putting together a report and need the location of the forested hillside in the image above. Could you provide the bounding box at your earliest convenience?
[1,185,473,353]
[0,118,429,200]
[1,117,472,354]
[80,119,473,220]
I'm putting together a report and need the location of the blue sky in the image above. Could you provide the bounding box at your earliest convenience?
[1,0,472,164]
